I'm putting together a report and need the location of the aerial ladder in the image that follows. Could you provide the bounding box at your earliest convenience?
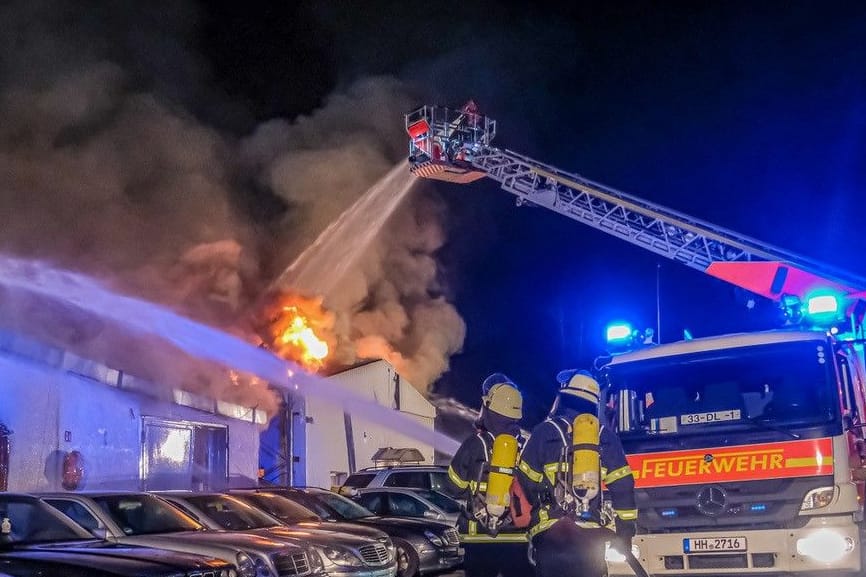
[405,103,866,333]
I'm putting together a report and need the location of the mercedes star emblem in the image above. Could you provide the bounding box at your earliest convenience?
[696,485,727,517]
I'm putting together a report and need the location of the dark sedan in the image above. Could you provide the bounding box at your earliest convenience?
[1,548,234,577]
[0,494,235,577]
[257,487,463,577]
[160,492,397,577]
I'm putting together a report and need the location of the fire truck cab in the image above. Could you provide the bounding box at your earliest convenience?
[600,329,866,576]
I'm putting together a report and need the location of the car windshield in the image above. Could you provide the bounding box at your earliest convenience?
[311,491,375,520]
[184,495,281,530]
[273,492,334,520]
[342,473,376,488]
[235,494,320,525]
[429,472,449,492]
[414,490,461,514]
[604,340,839,439]
[0,497,93,546]
[92,494,202,535]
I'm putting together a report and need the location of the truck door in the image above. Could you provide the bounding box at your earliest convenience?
[836,345,866,501]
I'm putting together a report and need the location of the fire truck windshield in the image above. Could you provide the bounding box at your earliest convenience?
[603,339,839,438]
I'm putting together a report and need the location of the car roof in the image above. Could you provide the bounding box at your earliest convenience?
[355,466,446,472]
[39,491,152,498]
[355,487,432,494]
[0,493,41,501]
[156,492,228,497]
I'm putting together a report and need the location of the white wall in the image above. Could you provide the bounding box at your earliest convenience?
[302,395,351,489]
[300,360,436,489]
[0,347,260,492]
[0,353,143,491]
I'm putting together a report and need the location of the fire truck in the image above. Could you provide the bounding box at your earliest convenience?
[405,103,866,576]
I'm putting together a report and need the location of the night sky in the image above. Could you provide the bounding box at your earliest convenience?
[199,2,866,418]
[201,1,866,423]
[7,1,865,425]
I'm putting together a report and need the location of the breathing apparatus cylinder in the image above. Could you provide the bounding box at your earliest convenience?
[485,433,519,519]
[571,413,600,509]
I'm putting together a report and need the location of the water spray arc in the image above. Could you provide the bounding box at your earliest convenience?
[275,164,418,296]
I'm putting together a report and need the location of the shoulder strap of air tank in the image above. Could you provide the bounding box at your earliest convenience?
[476,431,494,462]
[544,417,570,447]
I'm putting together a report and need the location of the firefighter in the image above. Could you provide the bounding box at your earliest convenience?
[517,370,637,577]
[445,373,532,577]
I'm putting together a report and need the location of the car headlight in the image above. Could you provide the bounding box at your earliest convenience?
[220,571,238,577]
[800,486,836,510]
[424,529,445,547]
[307,547,324,573]
[796,529,855,564]
[236,552,256,577]
[604,541,640,564]
[321,546,363,567]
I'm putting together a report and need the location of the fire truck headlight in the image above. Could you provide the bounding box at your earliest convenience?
[800,486,836,510]
[604,541,640,563]
[796,529,855,564]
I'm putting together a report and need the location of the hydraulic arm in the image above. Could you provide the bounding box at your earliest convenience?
[405,103,866,326]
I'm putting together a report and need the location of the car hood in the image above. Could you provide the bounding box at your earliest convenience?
[2,543,228,572]
[299,520,389,541]
[122,529,300,555]
[349,516,453,532]
[253,526,381,548]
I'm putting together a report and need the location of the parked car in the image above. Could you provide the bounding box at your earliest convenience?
[0,493,235,577]
[41,492,323,577]
[160,492,397,577]
[336,467,449,497]
[228,490,393,546]
[262,487,463,577]
[352,489,460,526]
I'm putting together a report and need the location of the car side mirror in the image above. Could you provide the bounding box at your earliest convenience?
[423,510,443,520]
[91,527,109,541]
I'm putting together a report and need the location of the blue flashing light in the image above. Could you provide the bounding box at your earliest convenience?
[807,294,839,316]
[749,503,768,513]
[660,508,678,518]
[606,322,633,343]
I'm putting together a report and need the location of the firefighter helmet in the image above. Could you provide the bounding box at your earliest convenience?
[556,369,601,406]
[485,382,523,419]
[481,372,515,396]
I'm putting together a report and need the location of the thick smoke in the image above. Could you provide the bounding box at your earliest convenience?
[0,0,465,405]
[328,193,466,388]
[241,80,466,389]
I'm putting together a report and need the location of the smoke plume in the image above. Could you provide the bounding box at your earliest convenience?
[0,0,465,406]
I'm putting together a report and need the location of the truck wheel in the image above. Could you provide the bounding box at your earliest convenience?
[393,539,419,577]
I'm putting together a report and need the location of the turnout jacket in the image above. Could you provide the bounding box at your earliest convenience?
[517,415,637,538]
[444,430,528,543]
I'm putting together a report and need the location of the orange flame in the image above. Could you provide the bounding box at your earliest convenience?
[263,294,334,371]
